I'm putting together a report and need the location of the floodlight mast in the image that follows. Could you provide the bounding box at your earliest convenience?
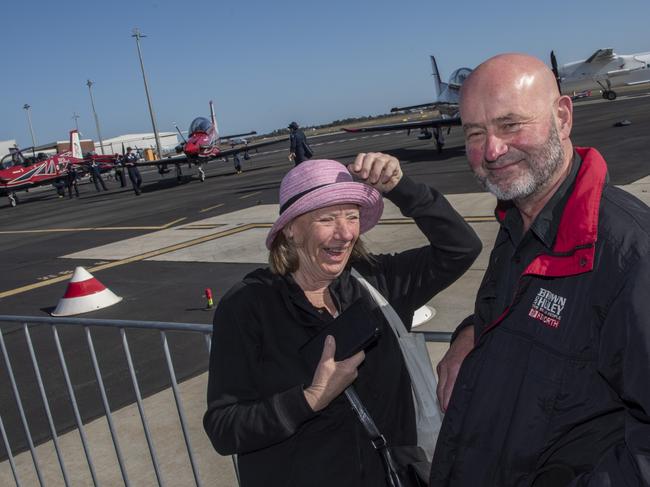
[86,79,106,155]
[132,28,162,159]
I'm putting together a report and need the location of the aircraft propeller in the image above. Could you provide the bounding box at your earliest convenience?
[550,51,562,93]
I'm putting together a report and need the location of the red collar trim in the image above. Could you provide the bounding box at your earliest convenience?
[524,147,606,277]
[493,147,607,277]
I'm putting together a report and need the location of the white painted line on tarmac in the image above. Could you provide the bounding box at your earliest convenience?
[239,191,261,200]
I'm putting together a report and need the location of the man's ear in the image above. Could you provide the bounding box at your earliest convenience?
[556,95,573,140]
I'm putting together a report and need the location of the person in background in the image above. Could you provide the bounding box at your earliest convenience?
[431,53,650,487]
[114,154,126,187]
[203,154,481,486]
[288,121,313,166]
[65,164,79,198]
[124,147,143,196]
[89,157,108,192]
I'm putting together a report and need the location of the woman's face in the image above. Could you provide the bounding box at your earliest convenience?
[285,204,361,286]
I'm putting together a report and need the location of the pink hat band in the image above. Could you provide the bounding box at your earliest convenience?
[266,159,383,249]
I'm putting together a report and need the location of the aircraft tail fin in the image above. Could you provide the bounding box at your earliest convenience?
[430,55,444,98]
[209,100,220,141]
[70,130,83,159]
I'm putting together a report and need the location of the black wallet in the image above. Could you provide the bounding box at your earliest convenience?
[299,298,381,370]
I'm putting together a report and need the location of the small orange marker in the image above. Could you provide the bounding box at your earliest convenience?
[205,288,214,309]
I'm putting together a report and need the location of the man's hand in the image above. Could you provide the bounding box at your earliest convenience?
[288,152,295,162]
[437,326,474,412]
[304,336,365,412]
[348,152,403,193]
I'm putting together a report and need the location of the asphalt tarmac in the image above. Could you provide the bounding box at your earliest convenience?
[1,89,649,457]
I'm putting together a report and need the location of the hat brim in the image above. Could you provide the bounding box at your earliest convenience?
[265,182,383,249]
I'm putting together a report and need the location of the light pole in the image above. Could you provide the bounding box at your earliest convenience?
[72,112,80,132]
[23,104,37,148]
[132,28,162,159]
[86,80,106,155]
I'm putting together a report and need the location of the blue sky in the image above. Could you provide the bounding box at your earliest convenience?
[2,0,649,147]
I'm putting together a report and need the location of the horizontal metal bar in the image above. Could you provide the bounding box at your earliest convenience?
[0,315,211,334]
[416,331,453,343]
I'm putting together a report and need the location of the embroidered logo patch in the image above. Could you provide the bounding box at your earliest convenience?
[528,288,566,329]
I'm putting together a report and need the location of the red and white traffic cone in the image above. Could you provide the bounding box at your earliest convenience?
[51,267,122,316]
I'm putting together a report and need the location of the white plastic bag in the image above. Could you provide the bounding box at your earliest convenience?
[352,268,442,460]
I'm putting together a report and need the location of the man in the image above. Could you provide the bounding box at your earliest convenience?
[88,156,108,192]
[124,147,143,195]
[288,121,313,166]
[114,153,126,187]
[65,164,79,198]
[431,53,650,486]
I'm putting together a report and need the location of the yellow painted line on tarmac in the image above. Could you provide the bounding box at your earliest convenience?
[0,222,271,299]
[239,191,261,199]
[379,215,495,224]
[0,217,187,235]
[199,203,224,213]
[0,215,493,299]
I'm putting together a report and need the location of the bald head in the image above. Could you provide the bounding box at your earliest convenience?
[461,53,560,115]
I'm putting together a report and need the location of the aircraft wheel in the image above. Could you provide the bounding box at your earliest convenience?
[606,91,617,101]
[601,91,608,99]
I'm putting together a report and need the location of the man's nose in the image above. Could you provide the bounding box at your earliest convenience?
[484,134,508,162]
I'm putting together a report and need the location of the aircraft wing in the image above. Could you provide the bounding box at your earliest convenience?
[133,137,288,166]
[390,103,436,113]
[585,48,615,64]
[343,116,461,134]
[219,130,257,141]
[217,136,289,157]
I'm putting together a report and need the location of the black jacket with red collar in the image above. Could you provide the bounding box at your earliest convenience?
[430,147,650,486]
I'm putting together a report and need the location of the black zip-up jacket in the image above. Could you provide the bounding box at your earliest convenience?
[203,176,481,487]
[430,147,650,486]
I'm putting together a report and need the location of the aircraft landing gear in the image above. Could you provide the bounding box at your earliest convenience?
[198,166,206,182]
[175,163,183,182]
[8,193,18,207]
[602,90,617,100]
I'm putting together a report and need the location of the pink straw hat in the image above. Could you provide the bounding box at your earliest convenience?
[266,159,383,249]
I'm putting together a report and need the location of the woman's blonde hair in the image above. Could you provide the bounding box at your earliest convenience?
[268,232,372,275]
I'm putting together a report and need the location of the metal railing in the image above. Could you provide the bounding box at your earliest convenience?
[0,315,451,486]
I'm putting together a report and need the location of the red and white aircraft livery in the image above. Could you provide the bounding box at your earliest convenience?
[0,130,116,207]
[141,101,287,182]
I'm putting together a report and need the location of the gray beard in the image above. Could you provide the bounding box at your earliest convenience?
[475,122,565,201]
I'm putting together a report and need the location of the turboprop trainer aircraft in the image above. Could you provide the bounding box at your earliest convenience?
[141,101,286,182]
[343,55,469,153]
[0,130,115,207]
[551,48,650,100]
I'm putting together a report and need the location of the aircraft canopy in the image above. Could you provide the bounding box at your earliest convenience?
[189,117,211,134]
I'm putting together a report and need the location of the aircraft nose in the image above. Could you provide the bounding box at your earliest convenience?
[184,143,199,156]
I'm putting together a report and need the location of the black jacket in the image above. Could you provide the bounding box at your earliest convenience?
[289,129,312,163]
[203,176,481,487]
[430,148,650,486]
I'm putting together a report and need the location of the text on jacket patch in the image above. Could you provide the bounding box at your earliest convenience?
[528,288,567,329]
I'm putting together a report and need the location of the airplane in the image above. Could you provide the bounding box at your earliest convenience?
[343,56,470,152]
[551,48,650,100]
[142,101,287,182]
[0,130,116,207]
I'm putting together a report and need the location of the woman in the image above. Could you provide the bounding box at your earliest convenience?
[203,153,481,486]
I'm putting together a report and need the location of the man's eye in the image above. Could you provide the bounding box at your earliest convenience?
[504,123,521,130]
